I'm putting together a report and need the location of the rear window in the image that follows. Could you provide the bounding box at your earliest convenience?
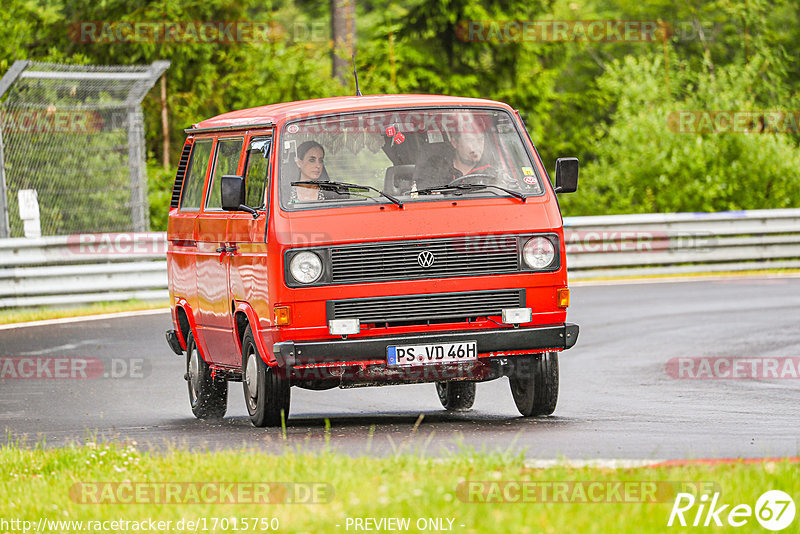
[180,139,213,211]
[206,138,244,210]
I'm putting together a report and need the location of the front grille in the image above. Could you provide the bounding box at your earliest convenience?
[330,236,520,283]
[327,289,525,324]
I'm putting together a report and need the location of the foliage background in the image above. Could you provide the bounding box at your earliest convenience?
[2,0,799,228]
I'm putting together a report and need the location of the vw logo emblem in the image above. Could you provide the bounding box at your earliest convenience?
[417,250,436,268]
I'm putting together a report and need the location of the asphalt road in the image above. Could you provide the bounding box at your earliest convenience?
[1,277,799,459]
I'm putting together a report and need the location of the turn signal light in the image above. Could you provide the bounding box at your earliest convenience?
[274,306,291,326]
[557,288,570,308]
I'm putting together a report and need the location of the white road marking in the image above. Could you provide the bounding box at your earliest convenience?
[16,339,104,356]
[0,308,169,331]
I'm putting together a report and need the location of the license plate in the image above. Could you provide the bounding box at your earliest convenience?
[387,341,478,366]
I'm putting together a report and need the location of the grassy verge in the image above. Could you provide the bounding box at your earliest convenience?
[0,443,796,533]
[0,300,169,325]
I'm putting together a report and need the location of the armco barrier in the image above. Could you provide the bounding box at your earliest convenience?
[0,233,167,308]
[1,209,799,307]
[564,208,800,279]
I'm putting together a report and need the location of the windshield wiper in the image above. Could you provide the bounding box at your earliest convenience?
[414,183,526,201]
[291,180,403,207]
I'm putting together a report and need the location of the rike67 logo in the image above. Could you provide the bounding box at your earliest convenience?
[668,490,795,531]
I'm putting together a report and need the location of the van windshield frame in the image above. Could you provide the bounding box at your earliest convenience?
[277,106,545,211]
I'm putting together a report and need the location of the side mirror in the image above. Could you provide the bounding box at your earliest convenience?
[554,157,579,193]
[221,175,258,217]
[221,175,245,210]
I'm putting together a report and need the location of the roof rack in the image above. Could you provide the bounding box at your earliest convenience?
[184,122,275,134]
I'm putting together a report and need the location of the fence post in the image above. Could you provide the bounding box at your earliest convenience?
[124,60,170,233]
[0,60,31,238]
[127,107,147,231]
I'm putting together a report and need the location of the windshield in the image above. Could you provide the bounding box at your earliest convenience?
[278,108,543,209]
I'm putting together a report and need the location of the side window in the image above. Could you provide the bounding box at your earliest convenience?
[206,138,244,210]
[180,139,213,210]
[244,137,272,209]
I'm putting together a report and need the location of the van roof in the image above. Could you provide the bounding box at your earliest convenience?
[187,94,512,133]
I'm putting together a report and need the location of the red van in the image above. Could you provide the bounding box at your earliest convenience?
[165,95,579,427]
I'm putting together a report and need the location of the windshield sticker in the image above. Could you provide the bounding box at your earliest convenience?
[287,124,299,134]
[522,166,534,176]
[524,176,538,185]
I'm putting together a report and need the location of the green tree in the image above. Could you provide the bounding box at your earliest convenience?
[560,53,800,215]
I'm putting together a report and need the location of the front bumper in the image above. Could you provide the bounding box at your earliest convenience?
[272,323,579,369]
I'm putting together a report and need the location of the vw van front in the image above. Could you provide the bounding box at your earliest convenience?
[253,98,579,426]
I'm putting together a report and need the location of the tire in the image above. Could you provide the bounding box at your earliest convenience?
[186,331,228,419]
[509,352,559,416]
[241,325,290,427]
[435,381,476,411]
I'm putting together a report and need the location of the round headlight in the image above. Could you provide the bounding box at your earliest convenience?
[522,237,555,269]
[289,251,323,284]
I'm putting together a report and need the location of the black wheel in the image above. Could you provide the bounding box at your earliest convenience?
[241,325,290,427]
[186,331,228,419]
[435,381,476,411]
[509,352,559,416]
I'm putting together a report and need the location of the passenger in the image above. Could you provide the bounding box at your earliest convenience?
[292,141,326,202]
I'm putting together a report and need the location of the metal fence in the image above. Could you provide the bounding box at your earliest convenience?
[0,233,166,308]
[564,208,800,278]
[0,60,169,239]
[1,208,799,308]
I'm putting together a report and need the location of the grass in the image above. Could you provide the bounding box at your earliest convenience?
[0,300,169,325]
[0,442,796,533]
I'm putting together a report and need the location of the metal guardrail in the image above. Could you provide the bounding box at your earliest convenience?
[1,209,799,307]
[564,208,800,279]
[0,233,167,308]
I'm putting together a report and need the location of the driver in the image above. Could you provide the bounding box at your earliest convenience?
[451,130,490,177]
[413,116,495,190]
